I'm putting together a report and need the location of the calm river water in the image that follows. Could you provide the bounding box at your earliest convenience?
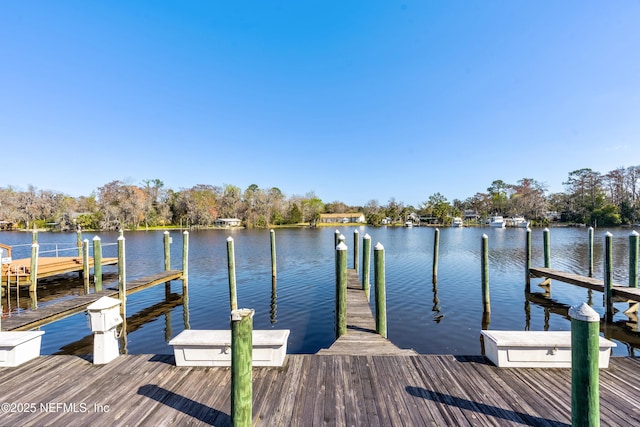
[1,226,639,357]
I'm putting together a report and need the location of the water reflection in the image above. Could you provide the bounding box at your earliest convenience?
[270,277,277,324]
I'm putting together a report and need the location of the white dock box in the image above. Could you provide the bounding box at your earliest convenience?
[169,329,290,367]
[0,331,45,367]
[87,296,123,332]
[481,330,616,368]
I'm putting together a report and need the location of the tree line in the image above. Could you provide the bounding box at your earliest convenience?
[1,166,639,231]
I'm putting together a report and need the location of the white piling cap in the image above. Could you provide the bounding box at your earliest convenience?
[227,236,234,242]
[336,242,348,251]
[544,227,549,232]
[183,230,189,235]
[354,229,359,234]
[632,230,639,237]
[482,234,488,239]
[93,235,101,241]
[605,231,613,237]
[374,242,384,250]
[569,302,600,322]
[364,233,371,239]
[338,234,345,241]
[526,227,531,232]
[164,230,169,234]
[118,235,125,241]
[231,308,255,321]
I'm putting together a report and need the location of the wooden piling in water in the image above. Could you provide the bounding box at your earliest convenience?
[93,236,102,292]
[570,302,600,426]
[118,234,126,318]
[362,234,371,301]
[29,243,39,294]
[231,308,254,427]
[353,230,359,274]
[182,230,189,281]
[604,232,614,322]
[433,228,440,282]
[334,229,340,249]
[525,227,531,291]
[270,229,276,279]
[76,228,82,258]
[374,242,387,338]
[227,236,238,311]
[163,231,171,271]
[588,226,594,277]
[543,228,550,268]
[481,234,490,313]
[335,241,347,338]
[83,239,90,293]
[630,230,639,288]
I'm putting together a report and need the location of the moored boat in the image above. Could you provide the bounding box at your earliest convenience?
[452,217,463,227]
[489,215,505,228]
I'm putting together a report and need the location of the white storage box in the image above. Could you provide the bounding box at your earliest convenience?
[481,330,616,368]
[169,329,290,367]
[0,331,45,367]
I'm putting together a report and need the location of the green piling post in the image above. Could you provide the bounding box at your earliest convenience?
[588,226,594,277]
[353,230,359,273]
[182,230,189,280]
[334,229,340,250]
[231,308,254,427]
[76,227,82,258]
[362,233,371,300]
[227,236,238,311]
[525,227,532,291]
[630,231,638,288]
[83,239,90,293]
[93,236,102,292]
[569,302,600,427]
[29,243,39,294]
[374,242,387,338]
[335,241,347,338]
[32,228,37,244]
[118,234,126,318]
[543,227,550,268]
[164,231,171,271]
[604,232,613,322]
[433,228,440,281]
[481,234,490,313]
[270,229,276,279]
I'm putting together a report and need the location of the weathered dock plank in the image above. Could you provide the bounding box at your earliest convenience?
[1,270,183,331]
[2,256,118,283]
[2,354,640,426]
[317,269,417,356]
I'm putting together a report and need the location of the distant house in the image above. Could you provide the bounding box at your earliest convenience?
[319,213,366,224]
[214,218,242,227]
[464,210,480,221]
[0,221,14,231]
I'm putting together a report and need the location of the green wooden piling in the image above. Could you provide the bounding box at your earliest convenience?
[335,241,347,338]
[270,229,276,279]
[481,234,490,313]
[334,229,340,249]
[32,229,37,244]
[588,226,594,277]
[93,236,102,292]
[543,227,550,268]
[374,242,387,338]
[231,308,254,427]
[604,232,613,322]
[76,228,82,258]
[29,243,39,293]
[362,233,371,301]
[118,234,126,318]
[227,236,238,311]
[569,302,600,427]
[182,230,189,280]
[525,227,532,291]
[630,230,639,288]
[353,230,359,273]
[433,228,440,281]
[163,231,171,271]
[83,239,90,293]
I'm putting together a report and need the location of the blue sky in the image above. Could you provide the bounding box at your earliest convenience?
[1,1,639,207]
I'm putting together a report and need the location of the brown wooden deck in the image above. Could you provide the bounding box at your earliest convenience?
[530,267,640,301]
[317,269,416,356]
[1,256,118,284]
[1,353,639,426]
[1,270,184,331]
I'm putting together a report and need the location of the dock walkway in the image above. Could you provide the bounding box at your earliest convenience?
[1,353,639,426]
[1,270,183,331]
[318,269,416,356]
[530,267,640,301]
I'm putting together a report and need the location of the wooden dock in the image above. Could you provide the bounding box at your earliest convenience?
[1,256,118,284]
[0,270,184,331]
[530,267,640,301]
[318,269,416,356]
[1,353,640,426]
